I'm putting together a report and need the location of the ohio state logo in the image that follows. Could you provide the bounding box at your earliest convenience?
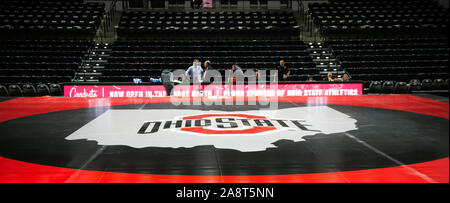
[138,114,319,135]
[66,107,358,152]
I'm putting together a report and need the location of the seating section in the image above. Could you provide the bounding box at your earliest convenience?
[309,0,449,39]
[328,38,449,90]
[0,0,105,40]
[101,41,317,82]
[117,11,300,40]
[0,40,93,94]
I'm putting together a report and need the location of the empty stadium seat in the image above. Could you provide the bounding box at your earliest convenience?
[395,82,409,94]
[382,81,395,94]
[0,1,105,40]
[22,84,37,97]
[369,81,382,93]
[8,84,23,96]
[309,0,449,39]
[331,38,449,88]
[421,79,433,90]
[104,40,315,83]
[36,84,51,96]
[0,85,8,96]
[432,79,446,90]
[117,11,300,40]
[409,79,422,91]
[49,83,62,96]
[0,40,89,85]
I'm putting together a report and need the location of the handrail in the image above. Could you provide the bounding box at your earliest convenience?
[97,0,119,43]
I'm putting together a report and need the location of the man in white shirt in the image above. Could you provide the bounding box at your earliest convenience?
[185,59,204,84]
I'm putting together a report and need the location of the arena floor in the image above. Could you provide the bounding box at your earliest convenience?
[0,94,448,183]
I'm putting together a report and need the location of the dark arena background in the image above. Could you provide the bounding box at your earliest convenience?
[0,0,448,188]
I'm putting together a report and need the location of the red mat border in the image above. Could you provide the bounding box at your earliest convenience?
[0,95,448,183]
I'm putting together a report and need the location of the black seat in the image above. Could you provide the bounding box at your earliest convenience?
[8,84,23,97]
[368,81,382,93]
[49,83,62,96]
[421,79,433,90]
[409,79,422,91]
[394,81,409,94]
[382,81,395,94]
[22,84,37,97]
[36,84,51,96]
[432,79,446,90]
[0,85,8,96]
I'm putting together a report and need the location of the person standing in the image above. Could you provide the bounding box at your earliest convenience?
[202,60,212,82]
[161,69,174,96]
[275,60,290,82]
[185,59,204,84]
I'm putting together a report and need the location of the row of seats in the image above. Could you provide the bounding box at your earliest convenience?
[0,40,93,84]
[309,0,448,38]
[340,60,448,68]
[329,42,447,50]
[105,62,317,70]
[102,40,320,81]
[0,83,63,97]
[109,50,310,57]
[368,79,449,94]
[329,38,449,86]
[117,11,300,40]
[0,0,105,39]
[101,67,324,77]
[328,0,441,7]
[337,54,448,61]
[107,56,312,63]
[0,75,72,83]
[0,62,79,69]
[0,56,82,63]
[332,48,448,55]
[350,73,448,82]
[110,45,308,51]
[345,66,448,74]
[97,73,327,83]
[112,40,306,46]
[0,69,75,75]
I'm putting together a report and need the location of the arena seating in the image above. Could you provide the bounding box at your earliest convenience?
[101,40,317,82]
[0,1,448,97]
[0,40,93,96]
[309,0,449,39]
[117,11,300,40]
[0,0,105,40]
[328,38,449,92]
